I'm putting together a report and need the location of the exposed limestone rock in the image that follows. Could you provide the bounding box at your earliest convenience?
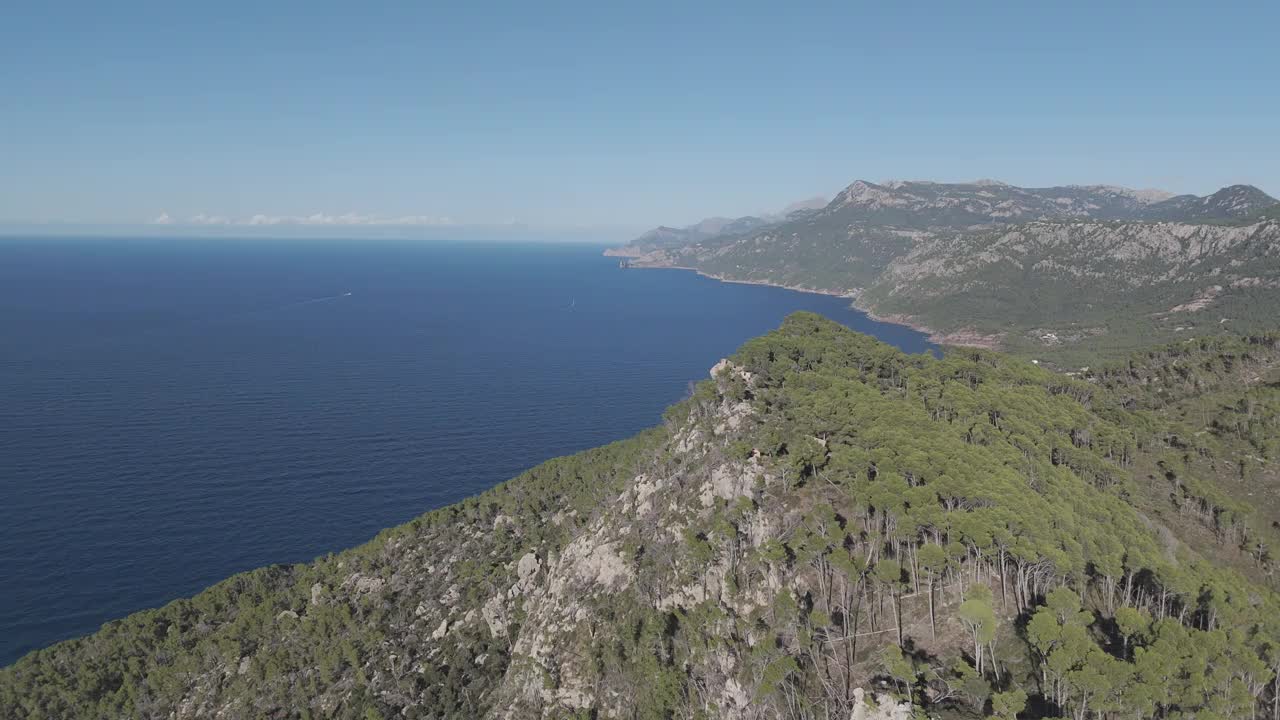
[441,583,460,606]
[629,473,662,515]
[714,400,754,435]
[352,575,385,594]
[674,426,704,454]
[517,552,541,585]
[658,555,730,610]
[849,688,913,720]
[710,358,756,385]
[720,677,751,715]
[561,534,630,590]
[483,595,511,639]
[700,458,766,506]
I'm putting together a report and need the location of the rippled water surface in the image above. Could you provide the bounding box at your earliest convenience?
[0,237,933,664]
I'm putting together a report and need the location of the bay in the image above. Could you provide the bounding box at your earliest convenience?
[0,237,933,664]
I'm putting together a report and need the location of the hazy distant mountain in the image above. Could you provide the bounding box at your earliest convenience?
[777,195,829,215]
[1143,184,1279,222]
[608,217,768,255]
[609,179,1247,258]
[735,179,1271,231]
[814,179,1185,227]
[606,196,828,257]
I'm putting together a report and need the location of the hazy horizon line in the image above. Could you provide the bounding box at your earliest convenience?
[0,221,643,244]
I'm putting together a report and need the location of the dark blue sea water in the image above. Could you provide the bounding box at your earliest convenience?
[0,237,933,665]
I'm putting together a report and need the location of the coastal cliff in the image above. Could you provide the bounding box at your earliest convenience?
[6,314,1280,718]
[607,180,1280,363]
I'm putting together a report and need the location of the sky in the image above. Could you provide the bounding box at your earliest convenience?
[2,1,1277,238]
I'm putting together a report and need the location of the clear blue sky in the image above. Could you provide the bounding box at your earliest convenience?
[2,1,1276,234]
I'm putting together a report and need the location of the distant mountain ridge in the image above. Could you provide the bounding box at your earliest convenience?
[616,181,1275,254]
[619,216,771,252]
[608,179,1280,361]
[1143,184,1280,222]
[607,196,828,256]
[809,179,1274,225]
[818,178,1180,226]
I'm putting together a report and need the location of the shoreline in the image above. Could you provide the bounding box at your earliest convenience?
[621,259,1003,350]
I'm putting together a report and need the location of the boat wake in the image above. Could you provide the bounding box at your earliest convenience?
[284,293,348,308]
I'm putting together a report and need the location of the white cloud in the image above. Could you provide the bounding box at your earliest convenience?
[176,212,454,227]
[190,213,232,225]
[150,212,173,225]
[381,214,455,226]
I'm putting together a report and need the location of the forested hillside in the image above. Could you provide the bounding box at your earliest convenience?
[5,314,1280,719]
[1088,333,1280,579]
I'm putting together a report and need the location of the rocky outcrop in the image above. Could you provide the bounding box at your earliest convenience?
[849,689,914,720]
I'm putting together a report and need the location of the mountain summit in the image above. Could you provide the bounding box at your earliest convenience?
[1145,184,1279,221]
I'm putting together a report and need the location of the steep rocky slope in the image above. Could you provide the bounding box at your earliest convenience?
[6,315,1280,719]
[862,219,1280,360]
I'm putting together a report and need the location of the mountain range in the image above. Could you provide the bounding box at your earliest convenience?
[609,180,1280,363]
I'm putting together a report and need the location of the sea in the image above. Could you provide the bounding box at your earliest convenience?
[0,237,934,665]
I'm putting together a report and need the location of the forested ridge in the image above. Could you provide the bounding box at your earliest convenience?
[4,314,1280,719]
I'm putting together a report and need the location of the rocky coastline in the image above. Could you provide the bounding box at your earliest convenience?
[608,249,1003,349]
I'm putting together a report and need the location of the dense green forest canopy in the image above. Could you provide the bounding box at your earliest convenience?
[4,313,1280,719]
